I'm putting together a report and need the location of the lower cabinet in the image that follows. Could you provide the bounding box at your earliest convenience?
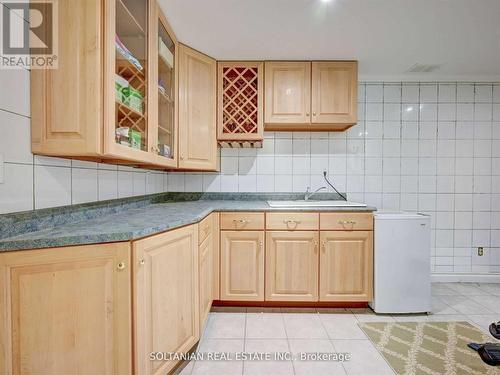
[220,231,264,301]
[0,243,132,375]
[133,225,199,375]
[199,221,214,329]
[265,231,319,301]
[320,231,373,301]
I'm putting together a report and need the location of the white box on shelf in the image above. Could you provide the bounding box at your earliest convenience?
[159,38,174,69]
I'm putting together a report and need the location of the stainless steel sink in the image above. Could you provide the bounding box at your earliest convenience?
[266,200,367,208]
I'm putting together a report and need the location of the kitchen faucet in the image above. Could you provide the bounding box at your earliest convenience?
[304,186,326,201]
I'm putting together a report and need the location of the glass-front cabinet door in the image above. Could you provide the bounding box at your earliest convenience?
[105,0,156,164]
[152,7,178,167]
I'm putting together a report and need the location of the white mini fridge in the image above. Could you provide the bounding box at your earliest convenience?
[370,212,431,314]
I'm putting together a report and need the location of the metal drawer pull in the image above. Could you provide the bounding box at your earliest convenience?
[233,219,251,224]
[338,220,356,225]
[283,220,301,225]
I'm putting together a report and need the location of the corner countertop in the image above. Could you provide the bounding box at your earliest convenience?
[0,196,376,252]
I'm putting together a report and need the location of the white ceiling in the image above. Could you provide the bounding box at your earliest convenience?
[158,0,500,81]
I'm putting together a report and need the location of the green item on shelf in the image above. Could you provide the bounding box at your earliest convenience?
[123,86,143,114]
[129,130,142,150]
[115,74,129,104]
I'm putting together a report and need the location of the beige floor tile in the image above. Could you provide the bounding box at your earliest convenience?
[192,339,244,375]
[353,309,396,323]
[477,283,500,296]
[243,339,294,375]
[431,296,460,314]
[439,295,494,315]
[289,339,347,375]
[469,295,500,313]
[426,314,468,322]
[447,283,490,296]
[467,314,499,334]
[245,313,287,339]
[332,339,395,375]
[203,312,246,339]
[431,283,460,296]
[319,313,368,339]
[283,313,329,339]
[391,314,431,322]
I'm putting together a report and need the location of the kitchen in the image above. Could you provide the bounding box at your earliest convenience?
[1,0,500,374]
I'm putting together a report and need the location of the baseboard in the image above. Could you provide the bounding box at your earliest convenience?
[431,273,500,283]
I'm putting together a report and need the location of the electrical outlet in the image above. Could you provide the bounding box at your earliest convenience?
[0,153,4,184]
[477,247,484,256]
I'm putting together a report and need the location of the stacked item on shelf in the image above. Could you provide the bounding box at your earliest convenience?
[158,37,174,69]
[115,74,144,114]
[115,126,142,150]
[115,34,143,71]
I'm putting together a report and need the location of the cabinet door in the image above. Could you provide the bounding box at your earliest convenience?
[104,0,159,165]
[31,0,102,157]
[265,231,319,301]
[220,231,264,301]
[199,233,213,329]
[148,4,179,168]
[320,231,373,301]
[311,61,357,125]
[0,243,132,375]
[264,62,311,125]
[218,61,264,141]
[133,225,199,375]
[178,44,217,170]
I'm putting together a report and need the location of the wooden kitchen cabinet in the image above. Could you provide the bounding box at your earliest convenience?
[31,2,219,172]
[311,61,357,125]
[220,231,265,301]
[264,62,311,124]
[264,61,357,131]
[218,61,264,142]
[133,225,199,375]
[265,231,319,301]
[320,231,373,301]
[0,243,132,375]
[199,215,215,328]
[178,44,218,170]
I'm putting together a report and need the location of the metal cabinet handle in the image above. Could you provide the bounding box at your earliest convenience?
[283,220,301,225]
[117,262,126,270]
[233,219,251,224]
[139,259,145,266]
[338,220,356,225]
[314,241,318,253]
[321,241,326,253]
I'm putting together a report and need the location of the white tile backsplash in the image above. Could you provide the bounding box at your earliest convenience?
[1,80,499,275]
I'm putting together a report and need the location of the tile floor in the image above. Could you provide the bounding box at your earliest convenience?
[177,283,500,375]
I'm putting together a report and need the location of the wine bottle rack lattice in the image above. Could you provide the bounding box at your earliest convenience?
[218,62,263,143]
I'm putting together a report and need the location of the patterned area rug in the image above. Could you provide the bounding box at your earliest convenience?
[359,321,500,375]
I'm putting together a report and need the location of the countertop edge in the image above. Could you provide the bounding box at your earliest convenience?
[0,203,377,252]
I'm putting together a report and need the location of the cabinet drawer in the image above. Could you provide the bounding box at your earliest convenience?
[220,212,265,230]
[266,212,319,230]
[199,214,213,244]
[320,213,373,231]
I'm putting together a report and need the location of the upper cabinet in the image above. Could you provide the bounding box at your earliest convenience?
[311,61,357,125]
[104,0,156,164]
[264,61,358,131]
[264,62,311,124]
[217,61,264,145]
[31,1,218,171]
[178,44,218,170]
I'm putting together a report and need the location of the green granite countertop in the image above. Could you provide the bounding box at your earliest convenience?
[0,193,376,252]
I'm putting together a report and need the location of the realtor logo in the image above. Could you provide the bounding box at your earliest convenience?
[0,0,58,69]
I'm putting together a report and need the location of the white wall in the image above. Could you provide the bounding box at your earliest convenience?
[0,68,168,213]
[1,70,499,274]
[168,82,500,275]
